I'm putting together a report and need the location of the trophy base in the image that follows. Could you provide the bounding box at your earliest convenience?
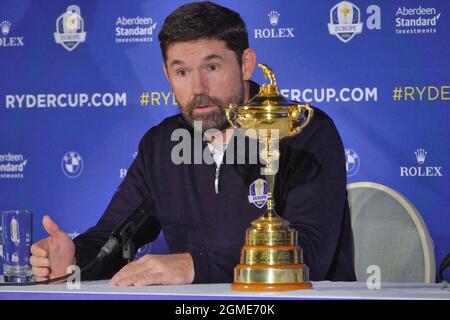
[231,281,312,291]
[232,263,312,291]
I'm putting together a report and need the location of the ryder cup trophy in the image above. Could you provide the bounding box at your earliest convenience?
[226,64,314,291]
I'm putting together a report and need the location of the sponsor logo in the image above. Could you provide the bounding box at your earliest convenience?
[0,20,25,47]
[345,149,360,177]
[0,153,27,179]
[268,10,280,26]
[400,149,443,177]
[248,179,269,209]
[328,1,363,43]
[328,1,381,43]
[280,87,378,103]
[54,5,86,51]
[115,16,157,43]
[1,20,11,36]
[395,6,441,35]
[61,151,84,178]
[254,10,295,39]
[415,148,427,165]
[4,92,127,109]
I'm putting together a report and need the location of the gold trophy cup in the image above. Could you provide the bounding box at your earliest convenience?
[226,64,314,291]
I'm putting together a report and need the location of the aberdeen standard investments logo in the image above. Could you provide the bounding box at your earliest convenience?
[254,10,295,39]
[115,16,157,43]
[328,1,381,43]
[395,6,441,35]
[400,148,443,177]
[54,5,86,51]
[61,151,84,178]
[0,153,27,179]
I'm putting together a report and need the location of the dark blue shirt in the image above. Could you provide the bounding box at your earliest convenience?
[74,83,356,283]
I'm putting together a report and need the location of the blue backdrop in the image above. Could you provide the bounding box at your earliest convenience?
[0,0,449,279]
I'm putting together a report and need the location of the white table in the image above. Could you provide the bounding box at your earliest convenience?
[0,281,448,300]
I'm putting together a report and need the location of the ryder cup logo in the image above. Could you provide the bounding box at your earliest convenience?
[248,179,269,209]
[54,5,86,51]
[62,151,84,178]
[328,1,363,43]
[345,149,360,177]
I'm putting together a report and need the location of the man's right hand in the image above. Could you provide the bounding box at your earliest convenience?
[30,215,75,281]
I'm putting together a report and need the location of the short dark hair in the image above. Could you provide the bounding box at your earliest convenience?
[158,1,249,65]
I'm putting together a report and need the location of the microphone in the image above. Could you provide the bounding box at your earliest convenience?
[96,196,156,261]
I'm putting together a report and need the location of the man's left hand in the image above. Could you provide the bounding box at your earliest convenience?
[109,253,195,286]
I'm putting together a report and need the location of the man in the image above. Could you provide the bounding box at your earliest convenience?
[30,1,356,286]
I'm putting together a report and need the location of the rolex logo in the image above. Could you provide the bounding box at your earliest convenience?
[268,11,280,26]
[400,148,443,177]
[1,20,11,35]
[415,148,427,164]
[255,10,294,39]
[0,20,24,47]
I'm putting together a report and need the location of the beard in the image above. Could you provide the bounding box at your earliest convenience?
[178,85,244,132]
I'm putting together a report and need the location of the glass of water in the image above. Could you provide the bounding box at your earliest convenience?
[1,210,33,283]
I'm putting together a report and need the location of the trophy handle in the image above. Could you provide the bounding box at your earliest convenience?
[288,103,314,136]
[226,102,240,129]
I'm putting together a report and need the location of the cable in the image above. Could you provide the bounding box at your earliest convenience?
[0,258,99,286]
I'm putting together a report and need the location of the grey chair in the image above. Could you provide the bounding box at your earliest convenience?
[347,182,436,283]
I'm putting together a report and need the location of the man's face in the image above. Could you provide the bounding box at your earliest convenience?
[164,38,245,131]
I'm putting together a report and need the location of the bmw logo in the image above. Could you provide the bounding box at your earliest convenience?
[61,151,84,178]
[345,149,360,177]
